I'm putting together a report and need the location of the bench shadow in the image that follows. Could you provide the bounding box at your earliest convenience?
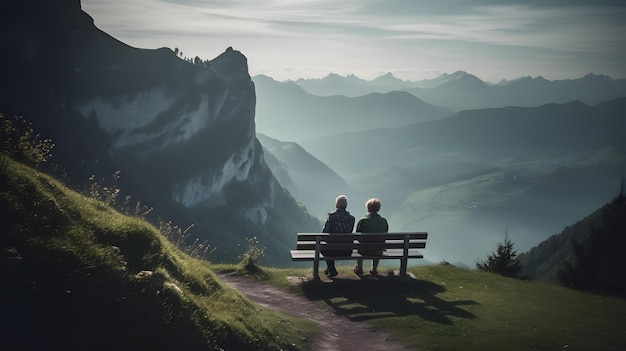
[300,275,478,325]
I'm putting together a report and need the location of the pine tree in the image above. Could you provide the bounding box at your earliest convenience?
[476,228,522,278]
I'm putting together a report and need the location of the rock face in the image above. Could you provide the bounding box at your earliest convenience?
[0,0,320,265]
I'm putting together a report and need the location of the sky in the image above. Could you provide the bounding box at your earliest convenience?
[81,0,626,83]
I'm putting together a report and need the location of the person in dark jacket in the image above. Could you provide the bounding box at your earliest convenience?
[321,195,355,278]
[354,198,388,276]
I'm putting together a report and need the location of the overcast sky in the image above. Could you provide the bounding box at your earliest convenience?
[81,0,626,83]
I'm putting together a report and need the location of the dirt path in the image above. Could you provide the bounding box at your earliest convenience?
[218,274,418,351]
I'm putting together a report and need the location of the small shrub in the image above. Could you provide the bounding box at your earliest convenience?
[0,112,54,166]
[86,171,122,206]
[238,236,265,272]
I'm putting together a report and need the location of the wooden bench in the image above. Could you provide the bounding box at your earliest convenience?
[290,232,428,279]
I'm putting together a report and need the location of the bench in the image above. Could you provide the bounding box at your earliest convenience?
[290,232,428,279]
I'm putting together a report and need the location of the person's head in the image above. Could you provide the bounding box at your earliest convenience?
[366,198,382,213]
[335,195,348,209]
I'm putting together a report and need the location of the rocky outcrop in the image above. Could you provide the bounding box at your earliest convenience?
[0,0,320,265]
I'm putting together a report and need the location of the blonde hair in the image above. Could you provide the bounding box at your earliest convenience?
[366,198,381,213]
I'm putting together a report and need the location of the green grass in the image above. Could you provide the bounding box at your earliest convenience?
[214,262,626,351]
[0,156,317,351]
[3,154,626,350]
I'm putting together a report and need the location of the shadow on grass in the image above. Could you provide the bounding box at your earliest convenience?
[301,275,478,325]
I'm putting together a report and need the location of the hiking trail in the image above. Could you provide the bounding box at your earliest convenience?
[218,273,419,351]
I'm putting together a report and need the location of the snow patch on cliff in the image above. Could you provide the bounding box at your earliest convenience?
[73,87,219,149]
[173,137,256,207]
[73,86,173,133]
[174,96,212,143]
[244,205,268,224]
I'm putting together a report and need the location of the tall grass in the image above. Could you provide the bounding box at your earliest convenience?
[0,157,317,350]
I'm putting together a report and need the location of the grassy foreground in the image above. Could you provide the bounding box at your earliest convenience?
[213,263,626,351]
[0,157,317,350]
[3,155,625,350]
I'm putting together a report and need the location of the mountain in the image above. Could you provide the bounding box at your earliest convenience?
[300,99,626,264]
[518,188,626,295]
[417,71,483,89]
[293,72,415,97]
[257,133,353,220]
[253,74,453,143]
[403,73,626,111]
[0,0,320,265]
[291,70,483,97]
[288,71,626,112]
[305,99,626,174]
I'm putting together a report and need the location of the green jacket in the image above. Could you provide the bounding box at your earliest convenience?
[356,212,388,255]
[356,212,388,233]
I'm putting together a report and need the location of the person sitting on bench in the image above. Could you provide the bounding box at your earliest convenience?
[354,198,389,276]
[321,195,355,278]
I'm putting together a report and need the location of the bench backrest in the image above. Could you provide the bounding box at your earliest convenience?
[296,232,427,250]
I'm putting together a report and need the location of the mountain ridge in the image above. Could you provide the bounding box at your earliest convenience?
[253,74,453,143]
[281,70,626,111]
[0,0,320,265]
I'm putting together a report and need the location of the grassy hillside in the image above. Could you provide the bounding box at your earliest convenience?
[0,156,316,350]
[228,264,626,351]
[519,185,626,293]
[2,150,624,351]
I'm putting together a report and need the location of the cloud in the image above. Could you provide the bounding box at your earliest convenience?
[81,0,626,81]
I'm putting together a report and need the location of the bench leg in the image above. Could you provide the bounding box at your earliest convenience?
[313,236,321,280]
[313,260,320,280]
[400,234,409,276]
[400,258,408,277]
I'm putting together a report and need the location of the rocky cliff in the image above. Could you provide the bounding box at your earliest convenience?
[0,0,320,265]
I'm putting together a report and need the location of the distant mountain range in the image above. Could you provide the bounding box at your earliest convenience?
[288,71,626,112]
[305,98,626,173]
[293,71,480,97]
[253,74,453,142]
[252,67,626,264]
[293,98,626,264]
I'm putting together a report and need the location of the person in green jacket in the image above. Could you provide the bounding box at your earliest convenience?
[354,198,388,276]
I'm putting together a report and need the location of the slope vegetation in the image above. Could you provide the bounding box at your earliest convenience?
[0,156,315,350]
[519,187,626,294]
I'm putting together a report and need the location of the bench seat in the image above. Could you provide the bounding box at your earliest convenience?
[290,232,428,279]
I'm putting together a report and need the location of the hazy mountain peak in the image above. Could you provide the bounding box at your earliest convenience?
[346,73,362,81]
[439,71,487,89]
[373,72,403,83]
[323,72,343,81]
[254,73,276,82]
[582,73,611,81]
[450,70,471,78]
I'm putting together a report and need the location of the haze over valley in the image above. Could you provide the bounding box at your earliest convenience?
[256,73,626,265]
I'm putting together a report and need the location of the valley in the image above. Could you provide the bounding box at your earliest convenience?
[256,74,626,266]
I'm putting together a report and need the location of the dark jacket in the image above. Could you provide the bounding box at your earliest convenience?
[322,209,355,233]
[321,209,355,257]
